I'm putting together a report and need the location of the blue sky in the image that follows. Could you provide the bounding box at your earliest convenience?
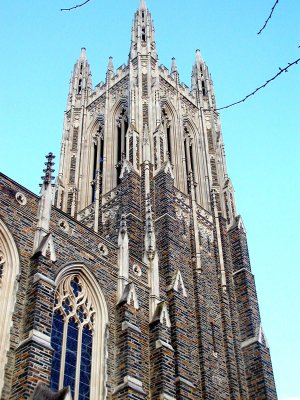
[1,1,299,398]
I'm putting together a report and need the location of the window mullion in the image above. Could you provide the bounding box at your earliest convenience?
[59,317,69,389]
[74,324,83,400]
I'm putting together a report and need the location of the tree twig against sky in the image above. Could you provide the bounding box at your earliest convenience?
[61,0,92,11]
[257,0,280,35]
[216,56,300,110]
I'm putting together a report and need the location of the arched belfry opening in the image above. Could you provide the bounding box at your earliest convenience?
[91,120,105,203]
[116,105,128,185]
[183,124,196,192]
[161,107,172,162]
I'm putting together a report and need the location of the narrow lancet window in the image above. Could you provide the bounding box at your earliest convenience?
[78,79,82,95]
[116,107,128,185]
[50,275,95,400]
[141,26,146,42]
[92,143,98,202]
[201,80,206,96]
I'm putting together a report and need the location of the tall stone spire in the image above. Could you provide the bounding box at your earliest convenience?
[67,47,92,109]
[130,0,157,59]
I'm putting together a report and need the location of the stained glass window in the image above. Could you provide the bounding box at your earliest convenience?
[50,274,95,400]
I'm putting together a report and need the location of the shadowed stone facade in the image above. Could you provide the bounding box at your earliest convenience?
[0,1,277,399]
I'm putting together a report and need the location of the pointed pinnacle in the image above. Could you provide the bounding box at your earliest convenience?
[171,57,177,73]
[107,56,114,72]
[139,0,147,10]
[80,47,87,60]
[195,49,203,64]
[40,152,55,186]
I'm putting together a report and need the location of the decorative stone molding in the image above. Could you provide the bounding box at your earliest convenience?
[168,269,187,297]
[98,242,108,257]
[15,192,27,205]
[121,321,141,333]
[241,324,269,349]
[159,394,176,400]
[151,301,171,328]
[33,233,57,262]
[0,219,20,395]
[155,340,174,351]
[119,282,139,309]
[58,219,70,233]
[113,375,145,395]
[17,329,52,351]
[132,263,142,277]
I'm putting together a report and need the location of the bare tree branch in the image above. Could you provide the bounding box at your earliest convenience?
[257,0,279,35]
[61,0,92,11]
[216,57,300,111]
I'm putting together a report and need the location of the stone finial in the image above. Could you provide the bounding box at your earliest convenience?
[139,0,147,10]
[33,153,56,257]
[41,152,55,187]
[195,49,204,64]
[171,57,177,74]
[80,47,87,60]
[107,56,114,73]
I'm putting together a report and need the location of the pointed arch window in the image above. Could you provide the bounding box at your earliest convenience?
[161,108,172,162]
[141,26,146,42]
[183,125,195,192]
[116,107,128,185]
[0,219,20,395]
[78,79,82,95]
[50,268,108,400]
[91,124,104,203]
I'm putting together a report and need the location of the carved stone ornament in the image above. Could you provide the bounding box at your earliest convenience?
[132,264,142,277]
[15,192,27,205]
[98,243,109,257]
[58,219,70,233]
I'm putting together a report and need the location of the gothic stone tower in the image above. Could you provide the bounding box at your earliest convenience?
[0,1,277,399]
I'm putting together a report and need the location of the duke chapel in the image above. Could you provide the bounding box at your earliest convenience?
[0,1,277,399]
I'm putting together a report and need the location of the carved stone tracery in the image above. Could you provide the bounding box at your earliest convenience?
[54,274,95,331]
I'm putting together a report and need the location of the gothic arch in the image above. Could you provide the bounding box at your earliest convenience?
[85,115,105,203]
[112,100,129,185]
[0,218,20,395]
[51,263,109,400]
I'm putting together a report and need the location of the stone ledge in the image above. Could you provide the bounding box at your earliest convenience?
[175,376,196,388]
[155,339,174,351]
[159,393,176,400]
[121,321,141,333]
[113,375,145,395]
[33,272,55,286]
[232,267,253,276]
[17,329,53,351]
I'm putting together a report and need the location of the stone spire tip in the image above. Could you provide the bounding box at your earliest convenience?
[139,0,147,10]
[195,49,203,63]
[107,56,114,72]
[80,47,87,59]
[171,57,177,73]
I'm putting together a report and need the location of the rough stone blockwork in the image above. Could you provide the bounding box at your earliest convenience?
[0,1,277,399]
